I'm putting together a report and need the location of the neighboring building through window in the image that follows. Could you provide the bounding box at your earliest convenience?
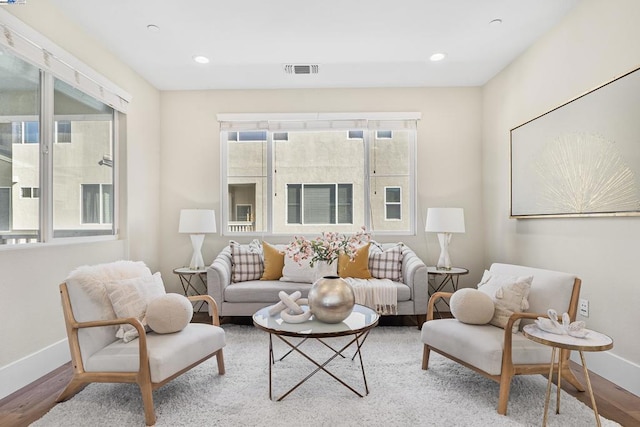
[0,44,120,244]
[221,114,417,235]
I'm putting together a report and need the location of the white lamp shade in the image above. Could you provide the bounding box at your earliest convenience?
[425,208,465,233]
[179,209,217,234]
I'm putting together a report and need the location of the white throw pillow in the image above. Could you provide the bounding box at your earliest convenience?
[146,293,193,334]
[104,272,166,342]
[450,288,495,325]
[477,270,533,333]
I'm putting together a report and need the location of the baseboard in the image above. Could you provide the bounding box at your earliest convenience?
[571,349,640,397]
[0,338,70,400]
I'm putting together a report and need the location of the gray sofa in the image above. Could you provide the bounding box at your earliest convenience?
[207,242,428,318]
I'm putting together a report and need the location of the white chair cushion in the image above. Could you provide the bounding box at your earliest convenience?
[84,323,225,383]
[421,319,552,376]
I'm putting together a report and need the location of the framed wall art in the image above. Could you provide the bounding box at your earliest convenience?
[510,66,640,218]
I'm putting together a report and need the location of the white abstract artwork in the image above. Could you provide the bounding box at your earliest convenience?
[511,66,640,218]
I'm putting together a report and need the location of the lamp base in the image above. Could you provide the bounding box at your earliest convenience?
[436,232,452,270]
[189,234,205,270]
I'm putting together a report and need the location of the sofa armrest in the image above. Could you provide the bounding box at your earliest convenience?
[207,246,232,315]
[401,246,429,315]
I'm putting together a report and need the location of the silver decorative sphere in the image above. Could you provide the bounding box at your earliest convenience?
[308,275,355,323]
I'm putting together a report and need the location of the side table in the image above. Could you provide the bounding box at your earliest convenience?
[173,267,207,311]
[427,266,468,317]
[522,324,613,426]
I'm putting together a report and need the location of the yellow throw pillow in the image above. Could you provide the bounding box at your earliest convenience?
[338,243,372,279]
[261,241,285,280]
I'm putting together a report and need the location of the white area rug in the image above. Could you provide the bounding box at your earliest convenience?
[33,325,619,426]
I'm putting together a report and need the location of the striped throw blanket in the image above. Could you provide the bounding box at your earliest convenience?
[344,278,398,315]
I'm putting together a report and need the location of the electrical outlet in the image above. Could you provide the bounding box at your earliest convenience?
[579,298,589,317]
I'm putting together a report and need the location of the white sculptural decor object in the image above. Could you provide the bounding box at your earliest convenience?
[425,207,465,270]
[535,308,588,338]
[269,291,312,323]
[179,209,217,270]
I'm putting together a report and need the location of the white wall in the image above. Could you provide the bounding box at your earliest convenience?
[0,1,161,399]
[482,0,640,396]
[158,88,485,294]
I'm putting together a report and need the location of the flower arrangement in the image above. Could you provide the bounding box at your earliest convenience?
[285,227,371,267]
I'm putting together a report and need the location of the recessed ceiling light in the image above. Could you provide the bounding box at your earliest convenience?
[489,18,503,26]
[193,55,210,64]
[429,52,446,62]
[146,24,160,32]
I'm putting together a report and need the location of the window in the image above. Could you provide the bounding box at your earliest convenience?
[0,41,123,245]
[20,187,40,198]
[385,187,401,220]
[220,113,418,235]
[286,183,353,225]
[56,121,72,143]
[81,184,113,224]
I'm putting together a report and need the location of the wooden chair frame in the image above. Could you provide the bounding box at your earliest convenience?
[422,278,584,415]
[57,283,225,426]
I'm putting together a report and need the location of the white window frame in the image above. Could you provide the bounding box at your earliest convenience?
[0,9,129,248]
[219,112,420,237]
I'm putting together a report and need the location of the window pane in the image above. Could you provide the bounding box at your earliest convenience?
[386,187,401,203]
[24,122,39,144]
[102,184,113,224]
[338,184,353,224]
[21,187,31,198]
[0,47,41,244]
[81,184,100,223]
[304,184,335,224]
[386,204,401,220]
[53,78,114,237]
[57,120,72,143]
[273,131,364,233]
[286,184,301,224]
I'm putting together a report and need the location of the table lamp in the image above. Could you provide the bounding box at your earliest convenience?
[179,209,216,270]
[425,207,465,270]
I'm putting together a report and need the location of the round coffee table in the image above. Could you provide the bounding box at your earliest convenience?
[253,304,379,401]
[522,324,613,426]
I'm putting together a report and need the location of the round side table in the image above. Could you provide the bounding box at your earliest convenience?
[427,266,468,317]
[522,324,613,427]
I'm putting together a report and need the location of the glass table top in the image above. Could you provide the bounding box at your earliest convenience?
[253,304,379,337]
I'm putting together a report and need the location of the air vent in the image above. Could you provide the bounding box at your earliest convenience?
[284,64,319,75]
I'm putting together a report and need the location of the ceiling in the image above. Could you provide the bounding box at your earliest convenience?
[49,0,580,91]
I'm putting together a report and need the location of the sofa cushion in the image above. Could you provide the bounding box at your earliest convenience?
[261,241,285,280]
[450,288,495,325]
[230,240,263,282]
[421,319,551,375]
[477,270,532,333]
[368,242,403,281]
[338,242,372,279]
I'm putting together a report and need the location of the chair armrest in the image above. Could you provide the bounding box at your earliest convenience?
[501,312,549,369]
[426,292,453,321]
[188,295,221,326]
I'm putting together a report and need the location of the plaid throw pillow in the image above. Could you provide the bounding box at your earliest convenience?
[230,240,264,282]
[368,242,403,282]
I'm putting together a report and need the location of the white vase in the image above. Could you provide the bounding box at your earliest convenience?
[314,260,337,281]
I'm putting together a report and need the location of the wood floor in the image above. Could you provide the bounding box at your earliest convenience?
[1,317,639,427]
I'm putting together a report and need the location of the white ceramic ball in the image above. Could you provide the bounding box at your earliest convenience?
[146,293,193,334]
[450,288,495,325]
